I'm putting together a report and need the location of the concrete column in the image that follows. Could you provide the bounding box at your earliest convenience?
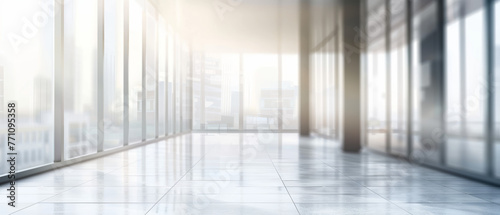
[342,0,361,152]
[299,0,311,136]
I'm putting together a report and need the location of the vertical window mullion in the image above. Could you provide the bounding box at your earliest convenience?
[123,0,129,146]
[97,0,105,152]
[141,4,147,141]
[54,0,65,162]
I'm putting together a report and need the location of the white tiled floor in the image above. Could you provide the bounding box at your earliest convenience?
[2,133,500,214]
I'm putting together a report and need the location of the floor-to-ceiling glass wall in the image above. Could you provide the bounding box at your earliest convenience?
[167,27,174,135]
[192,52,203,130]
[410,0,442,164]
[309,0,339,138]
[191,50,293,132]
[175,34,181,133]
[158,16,167,137]
[64,0,98,159]
[181,42,190,132]
[366,0,387,152]
[103,0,124,150]
[280,0,300,131]
[129,0,144,143]
[243,54,279,130]
[192,52,240,131]
[0,0,194,180]
[310,3,321,134]
[0,0,55,172]
[363,0,497,183]
[145,2,157,140]
[324,8,335,136]
[389,0,409,156]
[281,54,299,130]
[445,0,487,174]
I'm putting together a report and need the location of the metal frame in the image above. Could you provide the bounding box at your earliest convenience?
[200,52,206,130]
[97,0,105,152]
[385,0,392,154]
[124,0,130,146]
[335,4,340,139]
[141,2,147,141]
[155,11,160,138]
[174,32,178,134]
[54,0,65,162]
[322,4,327,135]
[486,0,495,177]
[277,0,283,131]
[361,0,367,147]
[239,53,244,130]
[164,19,170,136]
[173,34,177,134]
[456,0,468,167]
[189,42,194,131]
[438,0,447,166]
[406,0,413,158]
[192,130,298,134]
[180,40,184,132]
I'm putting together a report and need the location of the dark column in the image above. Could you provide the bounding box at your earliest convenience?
[299,0,311,136]
[342,0,361,152]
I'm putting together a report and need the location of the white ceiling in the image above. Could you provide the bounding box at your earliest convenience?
[158,0,299,54]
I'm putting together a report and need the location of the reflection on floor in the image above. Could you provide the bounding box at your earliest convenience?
[2,133,500,214]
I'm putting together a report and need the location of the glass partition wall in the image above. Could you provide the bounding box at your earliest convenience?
[0,0,192,178]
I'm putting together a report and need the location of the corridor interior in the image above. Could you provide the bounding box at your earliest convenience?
[3,133,500,215]
[3,0,500,214]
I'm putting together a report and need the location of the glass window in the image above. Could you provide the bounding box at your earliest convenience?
[181,42,189,132]
[145,2,157,139]
[323,8,335,137]
[389,0,408,156]
[175,34,181,133]
[445,0,487,174]
[158,16,167,137]
[196,53,241,131]
[0,0,55,173]
[192,52,202,130]
[462,3,486,173]
[411,0,441,164]
[103,0,124,150]
[366,2,387,152]
[128,0,143,143]
[243,54,279,130]
[318,48,325,134]
[282,54,299,130]
[64,0,98,159]
[167,27,174,135]
[310,51,317,132]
